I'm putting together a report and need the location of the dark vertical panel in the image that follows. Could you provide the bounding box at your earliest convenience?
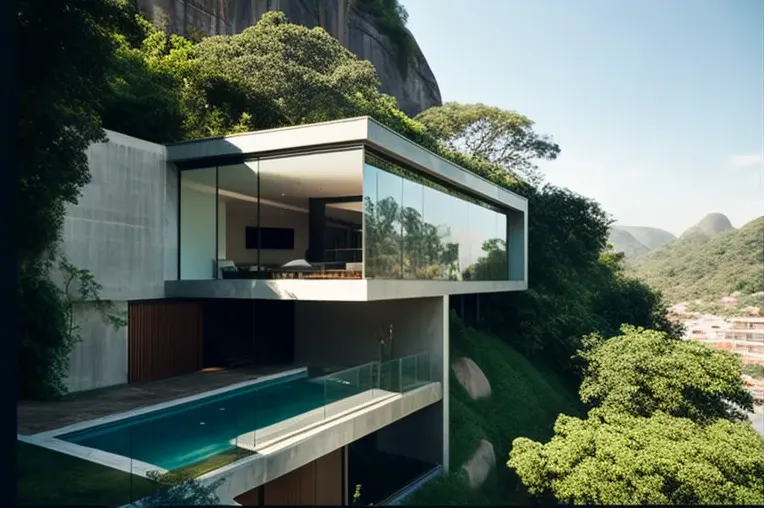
[308,198,326,262]
[128,300,203,383]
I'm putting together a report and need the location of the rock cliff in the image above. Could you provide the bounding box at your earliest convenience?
[135,0,442,116]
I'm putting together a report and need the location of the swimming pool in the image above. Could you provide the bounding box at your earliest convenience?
[59,370,366,471]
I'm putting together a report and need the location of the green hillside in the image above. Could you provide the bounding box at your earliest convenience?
[405,315,583,505]
[631,216,764,304]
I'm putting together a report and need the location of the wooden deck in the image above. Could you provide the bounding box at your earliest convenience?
[17,365,297,435]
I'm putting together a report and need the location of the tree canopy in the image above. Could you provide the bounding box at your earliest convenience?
[415,102,561,182]
[508,324,763,505]
[578,325,753,422]
[508,411,764,505]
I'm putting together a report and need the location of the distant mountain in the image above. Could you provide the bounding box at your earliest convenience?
[630,216,764,304]
[608,227,650,258]
[608,226,676,259]
[615,226,676,251]
[690,212,734,237]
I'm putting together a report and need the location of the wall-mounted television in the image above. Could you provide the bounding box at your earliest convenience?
[245,227,295,250]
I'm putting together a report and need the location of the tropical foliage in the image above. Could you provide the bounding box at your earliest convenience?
[508,325,764,505]
[416,102,561,183]
[578,325,753,422]
[509,411,764,505]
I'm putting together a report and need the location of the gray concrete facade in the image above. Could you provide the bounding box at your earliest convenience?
[65,302,129,393]
[61,130,176,300]
[60,131,175,392]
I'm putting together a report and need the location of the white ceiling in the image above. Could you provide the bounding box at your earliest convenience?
[182,150,363,224]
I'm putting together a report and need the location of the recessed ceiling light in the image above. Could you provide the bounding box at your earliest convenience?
[281,193,286,196]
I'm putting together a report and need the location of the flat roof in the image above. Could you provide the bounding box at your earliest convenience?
[166,117,527,213]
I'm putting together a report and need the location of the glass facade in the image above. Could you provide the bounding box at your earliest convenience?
[363,152,509,281]
[178,149,364,280]
[177,149,511,283]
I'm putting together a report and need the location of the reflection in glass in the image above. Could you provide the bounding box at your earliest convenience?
[421,186,447,280]
[401,179,424,279]
[371,168,403,278]
[362,154,510,282]
[180,167,217,280]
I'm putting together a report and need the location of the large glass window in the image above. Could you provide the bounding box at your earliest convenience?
[180,167,217,280]
[401,179,424,279]
[179,149,364,280]
[363,152,510,282]
[372,167,403,279]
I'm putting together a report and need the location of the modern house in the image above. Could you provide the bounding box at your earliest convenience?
[21,117,528,506]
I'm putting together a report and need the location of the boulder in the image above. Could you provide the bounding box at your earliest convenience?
[451,357,491,400]
[461,439,496,488]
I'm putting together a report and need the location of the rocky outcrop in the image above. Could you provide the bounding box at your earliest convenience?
[462,439,496,488]
[451,357,492,400]
[135,0,442,116]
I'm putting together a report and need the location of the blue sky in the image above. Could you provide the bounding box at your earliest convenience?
[404,0,764,235]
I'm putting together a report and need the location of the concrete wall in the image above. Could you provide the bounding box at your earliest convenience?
[293,296,450,469]
[65,302,129,392]
[61,130,175,392]
[61,130,175,299]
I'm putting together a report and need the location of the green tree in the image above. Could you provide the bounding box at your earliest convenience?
[508,410,764,505]
[18,0,136,399]
[416,102,561,182]
[19,0,135,263]
[578,325,753,422]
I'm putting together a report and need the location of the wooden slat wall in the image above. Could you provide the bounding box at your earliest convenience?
[128,300,203,383]
[316,449,343,505]
[234,487,261,506]
[261,449,343,506]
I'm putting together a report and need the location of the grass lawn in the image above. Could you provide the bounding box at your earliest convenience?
[17,441,160,507]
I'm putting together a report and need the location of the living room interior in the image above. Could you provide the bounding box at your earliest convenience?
[179,148,364,280]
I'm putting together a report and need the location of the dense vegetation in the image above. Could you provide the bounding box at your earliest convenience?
[631,216,764,306]
[508,326,764,505]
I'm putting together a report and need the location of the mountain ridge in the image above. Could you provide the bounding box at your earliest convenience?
[629,215,764,305]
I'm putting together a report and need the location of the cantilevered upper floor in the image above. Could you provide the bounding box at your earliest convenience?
[60,118,528,303]
[165,117,528,301]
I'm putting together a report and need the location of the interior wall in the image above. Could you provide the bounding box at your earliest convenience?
[180,182,227,279]
[225,202,309,267]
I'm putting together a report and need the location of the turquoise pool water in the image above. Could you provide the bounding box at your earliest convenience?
[60,371,362,471]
